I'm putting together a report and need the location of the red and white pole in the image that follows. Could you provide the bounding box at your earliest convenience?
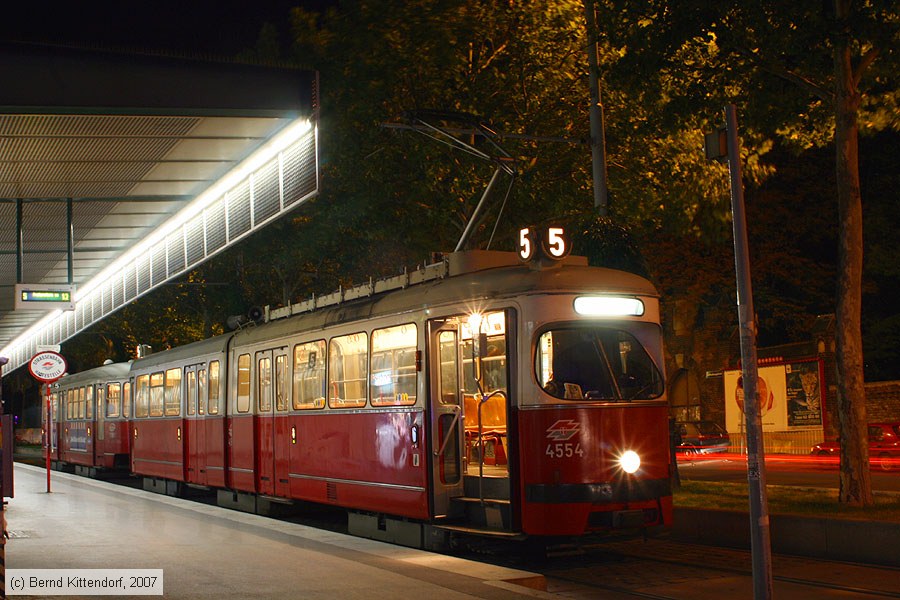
[46,383,52,493]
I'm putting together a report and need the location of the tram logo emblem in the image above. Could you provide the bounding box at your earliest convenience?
[546,420,580,441]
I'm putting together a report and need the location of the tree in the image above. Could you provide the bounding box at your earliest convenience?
[289,0,671,267]
[598,0,899,504]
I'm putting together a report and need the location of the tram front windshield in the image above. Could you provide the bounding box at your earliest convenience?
[536,327,663,401]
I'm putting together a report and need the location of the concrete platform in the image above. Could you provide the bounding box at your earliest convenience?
[4,464,550,599]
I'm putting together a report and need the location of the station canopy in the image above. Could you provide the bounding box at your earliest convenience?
[0,42,319,372]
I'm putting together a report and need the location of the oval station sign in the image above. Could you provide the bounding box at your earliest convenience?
[28,351,67,382]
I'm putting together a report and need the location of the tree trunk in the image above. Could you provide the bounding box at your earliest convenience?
[833,0,873,506]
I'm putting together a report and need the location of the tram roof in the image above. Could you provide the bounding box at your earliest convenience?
[129,332,233,373]
[0,42,318,372]
[114,252,659,371]
[232,251,660,345]
[54,360,131,388]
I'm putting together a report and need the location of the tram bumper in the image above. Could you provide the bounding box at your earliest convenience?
[522,478,672,536]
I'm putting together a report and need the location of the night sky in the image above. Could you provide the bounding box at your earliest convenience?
[0,1,319,57]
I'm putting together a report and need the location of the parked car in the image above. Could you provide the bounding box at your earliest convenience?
[675,421,730,454]
[810,422,900,471]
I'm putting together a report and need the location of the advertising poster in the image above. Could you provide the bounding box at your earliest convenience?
[785,361,823,427]
[724,360,824,434]
[724,365,788,434]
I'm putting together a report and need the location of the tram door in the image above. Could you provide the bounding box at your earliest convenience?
[95,384,105,464]
[184,367,203,484]
[427,320,466,517]
[256,348,290,497]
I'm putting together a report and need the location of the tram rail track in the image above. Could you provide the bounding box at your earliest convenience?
[536,538,900,599]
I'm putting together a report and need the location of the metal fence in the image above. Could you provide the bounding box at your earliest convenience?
[728,429,825,455]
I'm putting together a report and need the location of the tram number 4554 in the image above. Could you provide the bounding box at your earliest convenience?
[546,442,584,459]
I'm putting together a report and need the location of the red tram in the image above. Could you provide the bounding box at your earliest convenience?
[48,361,132,477]
[45,247,673,547]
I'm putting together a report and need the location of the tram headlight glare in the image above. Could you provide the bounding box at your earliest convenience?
[467,312,483,334]
[619,450,641,474]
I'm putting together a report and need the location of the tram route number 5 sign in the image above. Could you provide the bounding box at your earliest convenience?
[28,351,67,382]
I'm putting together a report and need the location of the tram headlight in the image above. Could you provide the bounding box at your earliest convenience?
[619,450,641,474]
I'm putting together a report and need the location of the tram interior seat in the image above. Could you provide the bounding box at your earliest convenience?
[463,393,507,466]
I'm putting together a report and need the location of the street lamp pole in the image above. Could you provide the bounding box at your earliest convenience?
[706,105,774,599]
[725,105,774,599]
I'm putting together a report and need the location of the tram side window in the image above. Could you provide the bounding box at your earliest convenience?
[293,340,326,409]
[370,324,417,407]
[96,386,105,419]
[329,333,367,408]
[198,369,206,415]
[257,356,272,412]
[186,371,197,416]
[86,385,94,419]
[164,368,181,416]
[275,354,288,411]
[123,382,131,418]
[77,387,85,419]
[107,383,121,418]
[135,375,150,418]
[208,361,220,415]
[236,354,251,413]
[149,372,165,417]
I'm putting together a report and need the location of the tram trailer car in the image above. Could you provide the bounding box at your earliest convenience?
[48,249,673,547]
[129,336,229,493]
[45,361,132,476]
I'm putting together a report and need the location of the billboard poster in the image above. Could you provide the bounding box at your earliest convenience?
[725,365,787,434]
[724,359,824,434]
[785,361,823,427]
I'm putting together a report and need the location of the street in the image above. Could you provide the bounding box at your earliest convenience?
[677,453,900,492]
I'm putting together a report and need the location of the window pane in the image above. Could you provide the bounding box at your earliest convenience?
[135,375,149,418]
[187,371,197,416]
[107,383,121,418]
[438,330,460,405]
[165,368,182,416]
[370,324,417,407]
[535,327,663,401]
[236,354,251,413]
[208,361,220,415]
[86,385,94,419]
[275,355,288,411]
[329,333,367,408]
[258,356,272,412]
[461,310,508,394]
[293,341,326,410]
[149,372,164,417]
[198,369,207,416]
[123,382,131,418]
